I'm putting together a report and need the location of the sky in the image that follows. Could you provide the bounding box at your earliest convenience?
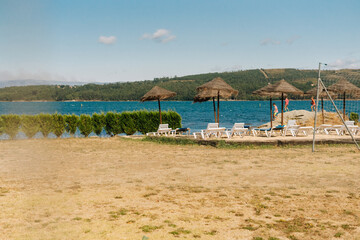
[0,0,360,83]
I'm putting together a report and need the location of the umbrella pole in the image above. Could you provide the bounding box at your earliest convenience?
[321,97,324,124]
[212,97,217,123]
[343,92,346,120]
[281,92,284,126]
[158,99,162,124]
[217,91,220,124]
[270,97,273,129]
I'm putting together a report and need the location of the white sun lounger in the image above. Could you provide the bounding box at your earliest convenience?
[146,124,173,136]
[225,123,248,138]
[328,121,360,136]
[194,123,226,139]
[315,124,332,134]
[282,120,300,137]
[297,126,314,136]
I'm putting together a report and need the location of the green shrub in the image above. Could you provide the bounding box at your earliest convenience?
[38,113,53,138]
[1,114,21,139]
[119,112,137,135]
[92,113,105,136]
[135,110,159,134]
[21,115,40,138]
[78,114,93,137]
[105,112,122,136]
[0,110,182,139]
[349,112,359,124]
[0,117,4,135]
[163,110,182,129]
[65,114,79,136]
[52,113,65,138]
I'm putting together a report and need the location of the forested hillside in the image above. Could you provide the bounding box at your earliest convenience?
[1,68,359,101]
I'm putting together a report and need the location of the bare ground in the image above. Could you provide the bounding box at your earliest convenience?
[0,137,360,240]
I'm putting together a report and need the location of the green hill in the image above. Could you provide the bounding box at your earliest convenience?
[1,68,359,101]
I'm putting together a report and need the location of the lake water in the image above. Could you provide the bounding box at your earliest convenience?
[0,100,359,138]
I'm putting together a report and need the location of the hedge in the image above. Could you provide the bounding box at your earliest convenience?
[0,110,182,139]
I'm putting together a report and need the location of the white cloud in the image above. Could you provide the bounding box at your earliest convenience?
[141,29,176,43]
[261,38,281,46]
[286,35,301,45]
[98,36,117,45]
[328,59,360,69]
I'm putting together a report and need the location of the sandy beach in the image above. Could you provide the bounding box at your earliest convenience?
[0,137,360,239]
[0,137,360,240]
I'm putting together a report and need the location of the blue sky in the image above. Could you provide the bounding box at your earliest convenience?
[0,0,359,83]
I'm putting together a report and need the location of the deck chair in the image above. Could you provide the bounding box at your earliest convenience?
[146,124,173,136]
[226,123,248,138]
[282,120,300,137]
[200,123,226,139]
[330,121,359,136]
[315,124,332,134]
[252,125,285,138]
[297,126,314,136]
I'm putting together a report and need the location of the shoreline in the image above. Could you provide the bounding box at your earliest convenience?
[1,99,360,103]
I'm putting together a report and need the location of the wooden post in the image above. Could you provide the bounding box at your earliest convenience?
[270,97,273,129]
[343,91,346,120]
[281,92,284,126]
[217,91,220,124]
[212,97,217,123]
[158,99,162,124]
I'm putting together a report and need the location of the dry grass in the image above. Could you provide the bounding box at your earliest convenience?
[0,137,360,239]
[304,112,347,126]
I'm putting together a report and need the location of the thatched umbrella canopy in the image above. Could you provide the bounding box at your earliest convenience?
[141,86,176,124]
[253,79,303,127]
[327,79,360,119]
[194,77,238,123]
[306,86,336,124]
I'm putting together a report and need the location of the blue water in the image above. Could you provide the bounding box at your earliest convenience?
[0,100,359,138]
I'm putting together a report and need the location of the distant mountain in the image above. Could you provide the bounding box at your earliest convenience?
[0,79,100,88]
[0,68,359,101]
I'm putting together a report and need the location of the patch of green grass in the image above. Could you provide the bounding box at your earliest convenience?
[143,192,158,198]
[253,237,264,240]
[288,235,298,240]
[343,210,358,218]
[241,225,259,231]
[143,136,197,146]
[334,232,343,238]
[72,217,82,221]
[140,225,163,233]
[108,208,128,219]
[268,237,280,240]
[163,220,177,228]
[254,203,268,215]
[204,230,217,235]
[341,224,354,230]
[169,227,191,236]
[274,217,313,234]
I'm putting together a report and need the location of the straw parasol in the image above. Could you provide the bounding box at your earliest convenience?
[306,86,337,124]
[253,79,303,127]
[140,86,176,124]
[194,77,238,123]
[327,79,360,119]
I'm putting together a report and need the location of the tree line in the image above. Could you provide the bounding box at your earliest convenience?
[0,68,359,101]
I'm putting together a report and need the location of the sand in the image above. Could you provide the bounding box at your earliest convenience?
[0,137,360,239]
